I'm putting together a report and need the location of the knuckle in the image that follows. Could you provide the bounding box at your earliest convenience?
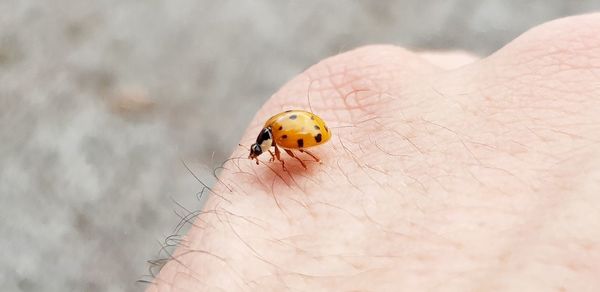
[483,13,600,107]
[269,45,435,119]
[492,13,600,75]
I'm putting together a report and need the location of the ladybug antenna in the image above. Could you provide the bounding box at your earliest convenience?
[238,143,251,150]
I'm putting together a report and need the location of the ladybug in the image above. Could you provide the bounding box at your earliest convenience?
[248,110,331,169]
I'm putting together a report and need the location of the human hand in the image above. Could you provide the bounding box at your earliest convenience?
[150,14,600,291]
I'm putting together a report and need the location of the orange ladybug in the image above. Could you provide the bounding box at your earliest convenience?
[248,110,331,168]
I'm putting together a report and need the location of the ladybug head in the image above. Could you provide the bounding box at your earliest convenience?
[248,143,263,159]
[248,127,273,161]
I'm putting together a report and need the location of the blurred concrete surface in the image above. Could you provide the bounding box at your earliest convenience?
[1,0,599,291]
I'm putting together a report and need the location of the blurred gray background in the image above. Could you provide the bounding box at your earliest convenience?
[1,0,599,291]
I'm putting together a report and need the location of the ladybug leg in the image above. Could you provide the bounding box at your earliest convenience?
[284,149,307,169]
[299,149,320,162]
[273,144,282,161]
[268,150,276,162]
[273,144,286,170]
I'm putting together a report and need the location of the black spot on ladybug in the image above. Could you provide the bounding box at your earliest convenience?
[311,115,315,120]
[278,126,283,130]
[289,114,297,120]
[315,133,322,143]
[281,135,288,139]
[297,139,304,148]
[314,125,321,130]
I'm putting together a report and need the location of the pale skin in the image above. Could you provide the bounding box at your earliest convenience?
[149,14,600,291]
